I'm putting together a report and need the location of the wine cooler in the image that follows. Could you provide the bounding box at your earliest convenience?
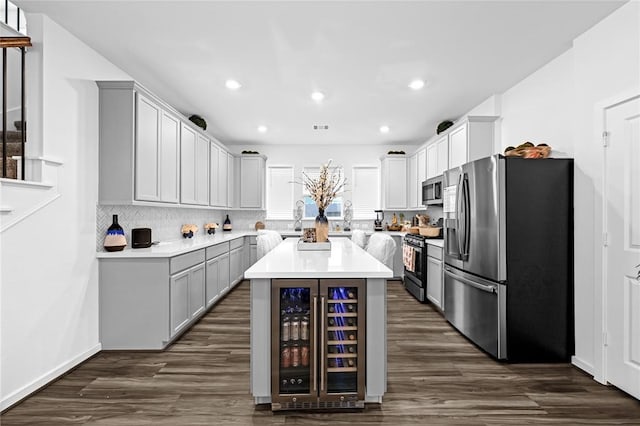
[271,279,366,410]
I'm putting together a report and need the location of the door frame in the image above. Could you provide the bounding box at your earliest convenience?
[595,89,640,385]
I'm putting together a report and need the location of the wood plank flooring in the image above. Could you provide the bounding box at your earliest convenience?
[2,280,640,425]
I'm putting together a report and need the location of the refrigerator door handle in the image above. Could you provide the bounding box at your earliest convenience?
[320,296,325,392]
[455,173,464,259]
[444,268,497,293]
[461,174,471,260]
[312,296,318,392]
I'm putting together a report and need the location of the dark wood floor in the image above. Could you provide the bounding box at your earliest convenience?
[3,280,640,425]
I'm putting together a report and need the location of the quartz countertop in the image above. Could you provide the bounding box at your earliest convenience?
[244,237,393,279]
[425,239,444,248]
[96,229,407,259]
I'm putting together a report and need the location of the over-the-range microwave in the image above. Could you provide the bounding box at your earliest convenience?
[422,175,443,205]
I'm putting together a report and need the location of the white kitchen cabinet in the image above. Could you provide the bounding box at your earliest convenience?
[426,244,443,310]
[381,155,407,209]
[170,258,205,338]
[180,125,210,206]
[98,81,181,205]
[407,153,418,208]
[229,237,245,286]
[209,143,230,208]
[417,147,427,190]
[239,155,266,209]
[205,242,231,307]
[448,116,498,170]
[426,136,448,179]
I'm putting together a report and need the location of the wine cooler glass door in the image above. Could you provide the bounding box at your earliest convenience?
[320,279,366,401]
[271,280,317,403]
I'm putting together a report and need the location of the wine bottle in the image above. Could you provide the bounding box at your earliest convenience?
[223,214,232,231]
[347,291,355,299]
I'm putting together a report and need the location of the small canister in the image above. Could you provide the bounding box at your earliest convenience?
[291,344,300,367]
[281,344,291,368]
[291,317,300,341]
[281,317,290,342]
[301,317,309,340]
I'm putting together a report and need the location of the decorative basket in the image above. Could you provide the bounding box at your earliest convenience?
[419,226,442,237]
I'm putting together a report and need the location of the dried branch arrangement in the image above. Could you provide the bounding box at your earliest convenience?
[295,160,347,211]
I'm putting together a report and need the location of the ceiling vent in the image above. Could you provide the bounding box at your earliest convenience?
[313,125,329,130]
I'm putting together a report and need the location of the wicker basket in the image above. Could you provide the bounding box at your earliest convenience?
[408,227,420,234]
[419,226,442,237]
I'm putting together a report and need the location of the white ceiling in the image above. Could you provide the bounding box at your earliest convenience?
[16,0,626,145]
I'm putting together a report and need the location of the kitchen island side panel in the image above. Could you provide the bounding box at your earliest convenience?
[250,278,272,402]
[365,278,387,402]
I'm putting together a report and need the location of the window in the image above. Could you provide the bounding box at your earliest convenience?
[351,166,380,219]
[302,166,344,219]
[266,166,294,219]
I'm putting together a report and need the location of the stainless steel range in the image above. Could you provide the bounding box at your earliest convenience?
[402,234,428,302]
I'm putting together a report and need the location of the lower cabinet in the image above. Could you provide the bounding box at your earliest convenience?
[229,238,244,286]
[99,237,250,350]
[170,262,205,338]
[426,245,444,310]
[205,242,231,307]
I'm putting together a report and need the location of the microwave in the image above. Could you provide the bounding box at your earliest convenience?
[422,176,443,205]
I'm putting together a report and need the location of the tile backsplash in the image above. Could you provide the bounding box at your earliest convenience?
[97,205,223,251]
[96,206,444,250]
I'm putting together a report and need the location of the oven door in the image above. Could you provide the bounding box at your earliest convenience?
[403,242,426,302]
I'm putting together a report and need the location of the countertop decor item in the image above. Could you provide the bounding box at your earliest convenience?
[254,221,265,230]
[223,214,232,231]
[181,224,198,238]
[294,159,346,243]
[131,228,152,248]
[188,114,207,130]
[104,214,127,252]
[204,222,218,235]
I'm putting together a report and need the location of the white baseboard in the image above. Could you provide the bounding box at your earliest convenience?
[1,343,102,411]
[571,355,595,376]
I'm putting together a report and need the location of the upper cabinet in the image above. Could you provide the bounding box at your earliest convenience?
[98,80,233,208]
[210,143,230,208]
[448,116,498,170]
[98,81,182,205]
[424,116,498,179]
[407,153,418,209]
[180,125,209,206]
[426,135,449,179]
[239,155,266,209]
[381,155,407,210]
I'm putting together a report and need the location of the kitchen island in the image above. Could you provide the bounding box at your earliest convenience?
[245,237,393,409]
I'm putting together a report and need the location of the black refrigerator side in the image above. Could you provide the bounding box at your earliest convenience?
[504,156,574,362]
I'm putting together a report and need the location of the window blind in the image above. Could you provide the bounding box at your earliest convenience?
[266,166,294,219]
[352,166,380,219]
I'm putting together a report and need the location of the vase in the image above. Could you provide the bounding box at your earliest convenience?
[223,214,232,231]
[104,214,127,252]
[315,208,329,243]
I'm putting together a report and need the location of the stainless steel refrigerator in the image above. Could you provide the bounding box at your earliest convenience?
[443,155,573,361]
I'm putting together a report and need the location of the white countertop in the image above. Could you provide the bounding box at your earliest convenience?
[244,237,393,279]
[96,229,409,259]
[96,231,248,258]
[425,239,444,248]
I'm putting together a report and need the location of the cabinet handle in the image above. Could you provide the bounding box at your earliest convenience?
[320,296,325,392]
[312,296,318,392]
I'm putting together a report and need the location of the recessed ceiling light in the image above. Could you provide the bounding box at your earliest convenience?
[311,91,325,102]
[257,125,268,133]
[380,125,390,133]
[225,79,242,90]
[409,79,425,90]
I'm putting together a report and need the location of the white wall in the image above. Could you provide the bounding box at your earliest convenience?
[231,143,420,219]
[571,1,639,380]
[0,14,130,409]
[466,1,639,379]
